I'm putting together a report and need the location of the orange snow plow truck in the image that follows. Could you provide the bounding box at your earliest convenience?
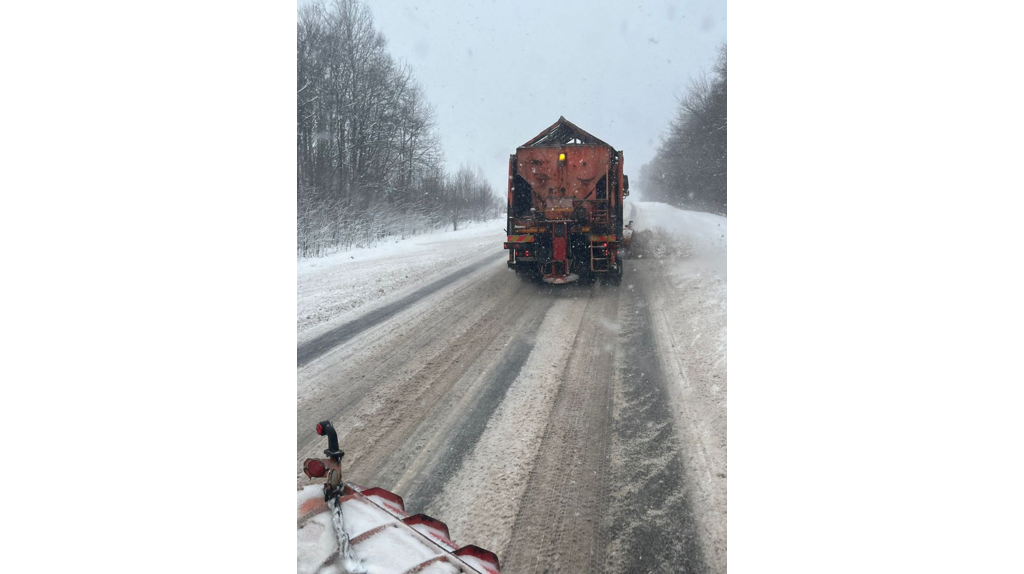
[504,117,629,284]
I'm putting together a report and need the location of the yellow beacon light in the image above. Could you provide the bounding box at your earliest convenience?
[558,152,566,161]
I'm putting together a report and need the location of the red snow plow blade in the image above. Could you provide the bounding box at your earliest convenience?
[298,420,502,574]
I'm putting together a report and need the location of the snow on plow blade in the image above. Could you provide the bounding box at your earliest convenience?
[298,482,502,574]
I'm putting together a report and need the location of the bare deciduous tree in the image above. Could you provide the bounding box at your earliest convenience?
[297,0,501,258]
[640,44,727,215]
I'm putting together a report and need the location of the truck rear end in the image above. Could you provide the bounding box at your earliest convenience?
[504,117,629,284]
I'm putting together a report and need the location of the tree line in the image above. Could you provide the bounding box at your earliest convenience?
[297,0,502,258]
[638,44,727,215]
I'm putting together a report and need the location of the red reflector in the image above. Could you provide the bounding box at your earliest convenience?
[306,459,326,477]
[315,423,323,436]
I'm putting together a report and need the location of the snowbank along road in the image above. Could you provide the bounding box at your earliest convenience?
[297,203,727,573]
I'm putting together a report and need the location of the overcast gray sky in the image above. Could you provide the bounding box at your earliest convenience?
[299,0,727,198]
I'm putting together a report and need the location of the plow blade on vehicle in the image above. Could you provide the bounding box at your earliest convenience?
[298,420,502,574]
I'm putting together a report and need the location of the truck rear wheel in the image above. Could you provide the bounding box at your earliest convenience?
[607,265,623,285]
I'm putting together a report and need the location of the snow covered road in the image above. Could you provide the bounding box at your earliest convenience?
[297,203,727,573]
[297,250,506,366]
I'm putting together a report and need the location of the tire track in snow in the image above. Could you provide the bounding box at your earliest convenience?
[297,251,505,367]
[604,260,708,574]
[334,283,547,490]
[419,296,590,557]
[502,285,620,573]
[297,265,528,456]
[395,303,549,513]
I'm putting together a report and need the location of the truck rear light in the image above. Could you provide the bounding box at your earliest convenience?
[305,459,326,477]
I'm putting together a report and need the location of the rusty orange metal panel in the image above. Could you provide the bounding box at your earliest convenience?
[566,146,612,199]
[515,147,559,198]
[515,146,612,206]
